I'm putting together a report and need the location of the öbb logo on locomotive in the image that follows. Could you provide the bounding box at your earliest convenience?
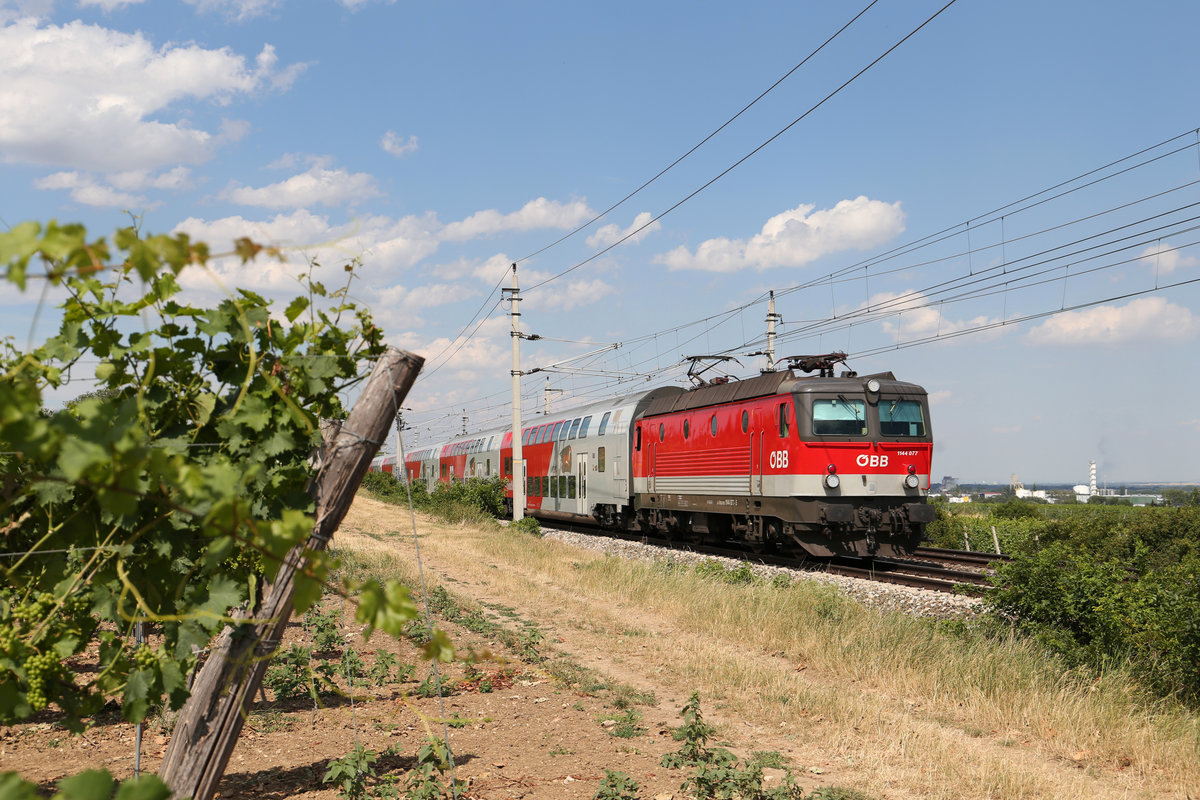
[376,354,936,559]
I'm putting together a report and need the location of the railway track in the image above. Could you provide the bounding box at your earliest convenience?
[536,520,998,594]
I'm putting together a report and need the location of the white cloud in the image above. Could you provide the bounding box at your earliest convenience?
[172,208,442,293]
[79,0,148,9]
[381,131,418,158]
[441,197,594,241]
[223,165,380,209]
[1024,297,1199,346]
[182,0,282,20]
[585,211,660,249]
[0,19,301,171]
[655,196,905,272]
[34,171,143,208]
[864,290,1002,342]
[1137,241,1200,275]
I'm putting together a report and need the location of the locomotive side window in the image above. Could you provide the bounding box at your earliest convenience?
[813,399,867,436]
[635,426,642,451]
[658,423,665,441]
[778,402,790,438]
[880,399,926,437]
[741,410,748,433]
[598,446,606,471]
[598,412,611,435]
[710,415,718,436]
[683,419,690,439]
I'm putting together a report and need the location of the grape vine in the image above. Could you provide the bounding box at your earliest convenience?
[0,220,403,734]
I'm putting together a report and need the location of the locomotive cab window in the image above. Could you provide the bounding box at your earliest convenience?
[880,399,926,437]
[812,398,867,436]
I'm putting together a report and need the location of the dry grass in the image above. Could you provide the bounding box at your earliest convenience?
[337,498,1200,800]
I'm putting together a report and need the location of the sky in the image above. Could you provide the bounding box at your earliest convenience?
[2,0,1199,486]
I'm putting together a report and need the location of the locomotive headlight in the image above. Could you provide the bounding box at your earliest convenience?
[903,473,920,489]
[824,473,841,489]
[866,378,881,393]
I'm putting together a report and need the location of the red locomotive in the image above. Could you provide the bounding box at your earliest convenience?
[375,354,935,559]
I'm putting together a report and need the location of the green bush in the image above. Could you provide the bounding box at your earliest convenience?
[360,471,507,527]
[984,506,1200,703]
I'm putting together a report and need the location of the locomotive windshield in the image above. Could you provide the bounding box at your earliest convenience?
[880,399,926,437]
[813,398,867,436]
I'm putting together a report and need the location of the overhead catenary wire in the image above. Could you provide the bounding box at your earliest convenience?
[524,0,963,294]
[513,0,885,266]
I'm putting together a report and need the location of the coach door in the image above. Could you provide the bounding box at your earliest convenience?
[575,453,588,514]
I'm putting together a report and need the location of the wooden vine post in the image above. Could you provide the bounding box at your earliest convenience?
[159,349,423,800]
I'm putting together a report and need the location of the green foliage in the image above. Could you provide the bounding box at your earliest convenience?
[323,744,379,800]
[985,542,1200,702]
[360,469,508,527]
[263,644,319,703]
[600,707,645,738]
[0,769,171,800]
[511,515,542,536]
[400,738,461,800]
[594,770,640,800]
[694,559,757,585]
[305,606,344,652]
[661,692,734,769]
[0,221,414,730]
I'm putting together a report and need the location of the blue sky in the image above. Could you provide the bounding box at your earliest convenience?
[2,0,1198,485]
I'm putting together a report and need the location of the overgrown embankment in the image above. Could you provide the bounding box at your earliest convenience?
[928,501,1200,703]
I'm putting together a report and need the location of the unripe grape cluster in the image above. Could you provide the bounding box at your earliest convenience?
[23,651,59,711]
[134,644,159,671]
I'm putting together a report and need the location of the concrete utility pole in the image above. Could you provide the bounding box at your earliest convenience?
[764,290,781,373]
[504,264,525,521]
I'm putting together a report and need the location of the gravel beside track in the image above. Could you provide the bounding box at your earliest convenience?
[541,527,982,619]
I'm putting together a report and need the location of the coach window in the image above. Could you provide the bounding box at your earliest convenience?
[568,418,582,439]
[527,476,534,496]
[710,414,718,436]
[579,415,592,437]
[559,475,568,497]
[486,458,491,475]
[778,402,790,438]
[812,398,867,436]
[598,446,606,472]
[598,411,611,435]
[683,418,690,439]
[741,410,749,433]
[542,476,549,497]
[549,476,557,497]
[568,475,577,499]
[552,421,565,441]
[469,458,475,475]
[880,399,927,437]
